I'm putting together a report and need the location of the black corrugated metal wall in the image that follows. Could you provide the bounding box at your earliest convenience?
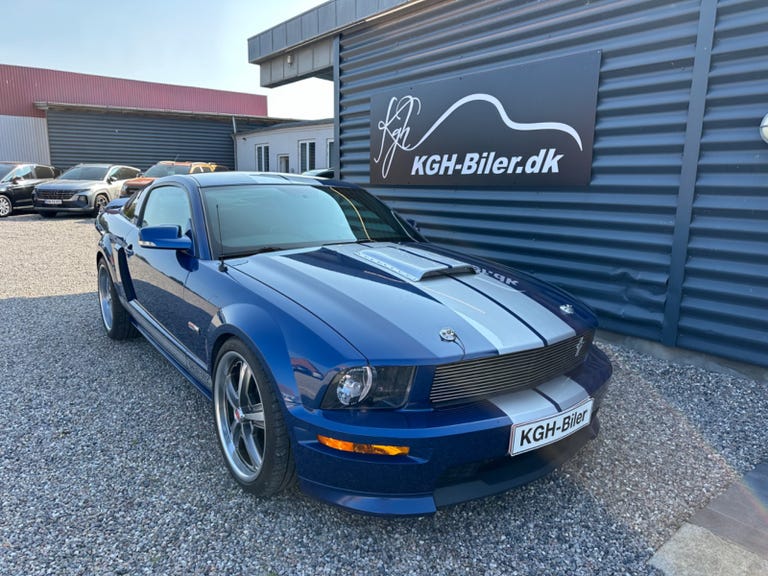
[336,0,768,367]
[47,110,263,171]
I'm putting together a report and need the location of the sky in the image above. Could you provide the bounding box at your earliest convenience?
[0,0,333,119]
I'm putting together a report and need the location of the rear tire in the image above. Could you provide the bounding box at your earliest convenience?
[97,258,137,340]
[213,339,296,496]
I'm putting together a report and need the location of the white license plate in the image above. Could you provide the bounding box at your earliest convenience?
[44,199,62,205]
[510,398,593,455]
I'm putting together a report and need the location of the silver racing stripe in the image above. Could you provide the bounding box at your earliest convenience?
[535,375,590,412]
[488,388,558,425]
[458,273,576,344]
[489,376,590,424]
[330,243,572,354]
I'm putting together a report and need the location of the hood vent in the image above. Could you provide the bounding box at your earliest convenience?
[358,247,476,282]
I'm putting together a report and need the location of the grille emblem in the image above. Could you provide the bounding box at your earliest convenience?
[575,336,585,357]
[560,304,575,315]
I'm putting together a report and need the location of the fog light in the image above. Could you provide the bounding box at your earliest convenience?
[317,435,410,456]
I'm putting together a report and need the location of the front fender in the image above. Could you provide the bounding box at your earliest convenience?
[207,298,367,410]
[208,303,298,405]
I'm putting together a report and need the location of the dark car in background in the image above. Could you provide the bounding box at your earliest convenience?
[0,162,60,218]
[34,163,140,217]
[119,161,228,197]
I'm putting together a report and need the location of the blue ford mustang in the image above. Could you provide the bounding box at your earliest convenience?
[95,172,612,515]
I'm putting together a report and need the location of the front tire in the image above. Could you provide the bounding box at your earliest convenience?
[0,195,12,217]
[97,258,137,340]
[93,193,109,215]
[213,339,295,496]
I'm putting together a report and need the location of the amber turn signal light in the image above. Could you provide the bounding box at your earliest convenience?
[317,435,410,456]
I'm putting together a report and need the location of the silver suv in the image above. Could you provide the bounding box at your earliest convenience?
[34,163,140,217]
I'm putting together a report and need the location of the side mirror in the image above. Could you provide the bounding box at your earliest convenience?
[107,176,117,184]
[11,176,21,184]
[406,218,421,232]
[138,226,192,252]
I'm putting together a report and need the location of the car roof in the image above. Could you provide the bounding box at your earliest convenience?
[187,171,350,188]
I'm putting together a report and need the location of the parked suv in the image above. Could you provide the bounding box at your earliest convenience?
[119,161,228,197]
[34,163,140,217]
[0,162,60,217]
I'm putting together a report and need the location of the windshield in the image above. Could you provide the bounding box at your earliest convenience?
[144,164,193,177]
[60,165,109,181]
[0,165,14,181]
[202,184,417,258]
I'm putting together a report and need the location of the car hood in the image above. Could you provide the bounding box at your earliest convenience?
[123,177,155,187]
[230,242,596,363]
[36,179,103,189]
[0,178,48,190]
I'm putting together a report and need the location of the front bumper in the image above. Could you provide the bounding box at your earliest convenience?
[288,346,612,515]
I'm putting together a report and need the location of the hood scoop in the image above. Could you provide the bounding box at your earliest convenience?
[357,246,476,282]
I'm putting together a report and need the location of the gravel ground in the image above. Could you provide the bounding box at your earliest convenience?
[1,212,767,576]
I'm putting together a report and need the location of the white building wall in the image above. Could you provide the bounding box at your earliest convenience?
[0,115,50,164]
[236,122,333,173]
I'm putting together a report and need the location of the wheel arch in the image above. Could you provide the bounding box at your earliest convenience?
[207,303,299,407]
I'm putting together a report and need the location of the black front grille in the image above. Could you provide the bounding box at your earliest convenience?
[36,189,77,200]
[430,332,593,404]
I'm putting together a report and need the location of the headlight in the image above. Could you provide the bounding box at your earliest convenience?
[321,366,415,409]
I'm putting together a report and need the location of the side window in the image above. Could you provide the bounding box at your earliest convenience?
[139,185,193,237]
[122,188,147,221]
[255,144,270,171]
[35,166,54,179]
[326,139,335,169]
[114,167,137,180]
[299,141,316,172]
[14,165,33,180]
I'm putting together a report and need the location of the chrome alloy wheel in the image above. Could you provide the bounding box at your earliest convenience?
[0,195,11,217]
[214,350,267,483]
[98,263,114,332]
[94,194,109,215]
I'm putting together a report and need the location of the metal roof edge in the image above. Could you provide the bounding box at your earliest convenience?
[33,101,290,124]
[247,0,424,64]
[232,117,334,138]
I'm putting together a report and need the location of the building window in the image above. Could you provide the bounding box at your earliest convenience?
[299,140,316,173]
[255,144,270,172]
[326,139,335,169]
[278,155,290,173]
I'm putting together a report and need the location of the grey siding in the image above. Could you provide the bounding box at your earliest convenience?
[46,110,250,170]
[676,0,768,365]
[336,0,768,367]
[0,115,50,164]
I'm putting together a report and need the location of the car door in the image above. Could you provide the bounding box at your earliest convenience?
[8,165,35,208]
[126,184,196,347]
[106,166,138,199]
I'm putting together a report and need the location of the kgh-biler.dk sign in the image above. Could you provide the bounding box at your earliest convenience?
[370,51,601,187]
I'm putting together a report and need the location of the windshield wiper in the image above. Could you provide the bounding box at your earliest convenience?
[221,246,285,259]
